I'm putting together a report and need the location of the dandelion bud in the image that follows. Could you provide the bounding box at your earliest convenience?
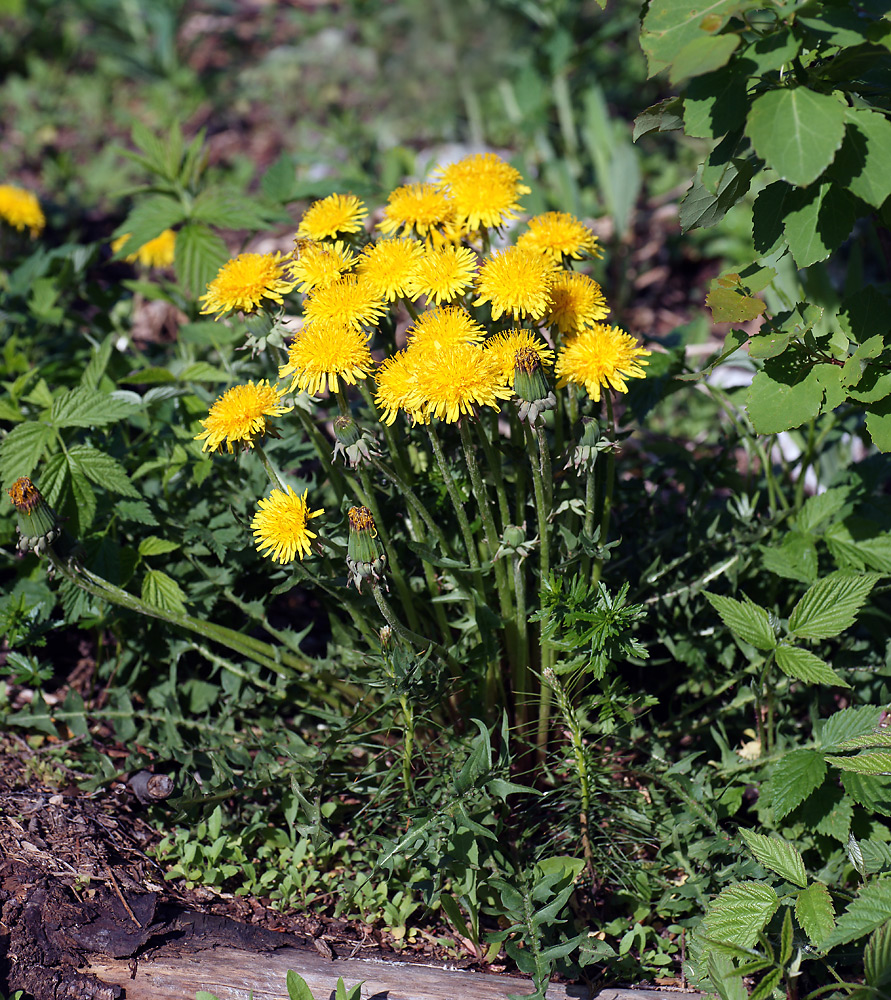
[6,477,64,556]
[566,417,602,472]
[495,522,537,562]
[380,625,393,648]
[333,414,378,468]
[513,347,556,425]
[346,506,387,592]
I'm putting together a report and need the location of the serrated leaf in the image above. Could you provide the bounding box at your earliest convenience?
[82,336,114,391]
[795,883,836,948]
[680,158,753,231]
[707,952,748,1000]
[761,533,818,585]
[191,187,274,230]
[684,67,748,140]
[821,707,884,748]
[789,571,879,640]
[829,109,891,209]
[748,967,783,1000]
[783,182,857,268]
[704,592,776,650]
[745,367,823,434]
[68,446,140,498]
[0,421,54,484]
[770,749,826,822]
[849,833,867,878]
[640,0,740,77]
[669,32,740,85]
[175,221,229,298]
[866,402,891,454]
[822,880,891,950]
[142,569,188,615]
[797,487,852,534]
[739,829,807,887]
[285,970,315,1000]
[632,97,685,141]
[702,882,779,949]
[138,536,180,557]
[752,180,793,255]
[775,645,849,688]
[842,772,891,817]
[861,840,891,876]
[50,387,138,429]
[746,88,847,187]
[826,751,891,775]
[112,196,185,260]
[865,923,891,989]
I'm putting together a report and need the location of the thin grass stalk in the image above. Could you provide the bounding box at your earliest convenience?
[591,394,616,588]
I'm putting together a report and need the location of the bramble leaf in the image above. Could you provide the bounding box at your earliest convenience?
[822,880,891,950]
[704,592,776,650]
[738,829,807,887]
[788,572,879,640]
[795,883,836,948]
[775,645,849,688]
[770,749,826,821]
[701,882,779,948]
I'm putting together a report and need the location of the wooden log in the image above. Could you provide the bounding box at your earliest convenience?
[86,945,700,1000]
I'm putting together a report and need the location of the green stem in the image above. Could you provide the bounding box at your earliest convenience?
[367,454,451,554]
[357,380,413,486]
[371,582,462,678]
[591,394,616,588]
[475,418,511,534]
[255,444,287,492]
[427,424,483,586]
[535,422,553,513]
[294,407,357,503]
[512,555,530,732]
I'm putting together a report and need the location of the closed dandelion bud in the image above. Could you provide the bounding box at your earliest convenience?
[495,522,537,562]
[7,477,65,556]
[513,347,556,425]
[333,414,378,468]
[346,506,387,592]
[567,417,602,472]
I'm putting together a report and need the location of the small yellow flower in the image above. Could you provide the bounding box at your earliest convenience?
[405,244,478,304]
[356,238,425,301]
[544,271,610,335]
[555,324,651,402]
[297,193,367,240]
[378,182,456,242]
[252,487,323,563]
[473,246,558,322]
[195,381,292,454]
[112,229,177,268]
[516,212,602,261]
[484,329,555,382]
[406,306,485,352]
[279,321,375,397]
[200,252,297,319]
[302,274,388,332]
[374,351,425,426]
[288,239,356,292]
[0,185,45,236]
[433,153,529,233]
[409,341,512,423]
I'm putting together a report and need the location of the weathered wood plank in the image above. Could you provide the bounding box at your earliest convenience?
[87,945,700,1000]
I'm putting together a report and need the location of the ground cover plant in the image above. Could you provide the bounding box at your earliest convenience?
[2,1,891,999]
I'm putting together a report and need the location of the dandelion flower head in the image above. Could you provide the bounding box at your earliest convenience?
[252,487,323,563]
[473,245,558,322]
[516,212,602,262]
[433,153,530,233]
[356,238,425,301]
[410,341,512,423]
[485,329,555,382]
[298,193,367,240]
[303,274,388,332]
[405,243,478,305]
[406,307,484,353]
[279,321,375,397]
[200,252,296,319]
[195,380,292,454]
[0,185,45,236]
[378,182,456,242]
[112,229,176,268]
[545,271,610,336]
[375,350,425,426]
[555,324,650,402]
[288,239,356,292]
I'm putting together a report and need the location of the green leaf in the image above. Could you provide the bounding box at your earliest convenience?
[196,992,220,1000]
[738,829,807,887]
[861,840,891,875]
[738,28,800,76]
[840,286,891,345]
[826,751,891,775]
[0,421,54,484]
[138,536,181,557]
[702,882,779,949]
[746,88,847,187]
[68,446,140,498]
[82,336,114,391]
[745,367,823,434]
[842,772,891,817]
[142,569,188,615]
[285,969,315,1000]
[632,97,685,141]
[50,386,138,428]
[704,592,776,650]
[761,533,818,585]
[669,33,740,85]
[112,195,185,259]
[770,749,826,822]
[680,158,752,231]
[821,707,884,748]
[707,952,748,1000]
[748,967,783,1000]
[775,645,850,688]
[175,221,229,298]
[706,272,766,323]
[640,0,740,77]
[783,182,858,268]
[822,880,891,950]
[795,883,836,948]
[752,180,793,255]
[191,187,274,231]
[866,401,891,453]
[683,67,748,139]
[788,571,879,640]
[866,923,891,989]
[797,487,852,535]
[261,154,298,203]
[829,109,891,210]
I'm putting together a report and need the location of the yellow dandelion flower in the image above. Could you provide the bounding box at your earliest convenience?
[194,380,293,454]
[516,212,602,261]
[303,274,388,332]
[252,487,323,563]
[297,193,367,240]
[484,329,555,381]
[0,185,45,236]
[356,238,425,301]
[544,271,610,336]
[112,229,176,268]
[288,239,356,292]
[406,306,485,352]
[433,153,530,232]
[200,252,296,319]
[405,243,479,304]
[410,342,512,423]
[473,246,558,322]
[279,321,375,396]
[378,182,457,242]
[374,351,426,426]
[555,324,651,402]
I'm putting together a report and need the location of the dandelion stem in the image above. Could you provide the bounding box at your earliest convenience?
[370,581,462,678]
[254,444,287,492]
[357,380,413,487]
[535,422,553,512]
[367,454,451,554]
[474,418,511,534]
